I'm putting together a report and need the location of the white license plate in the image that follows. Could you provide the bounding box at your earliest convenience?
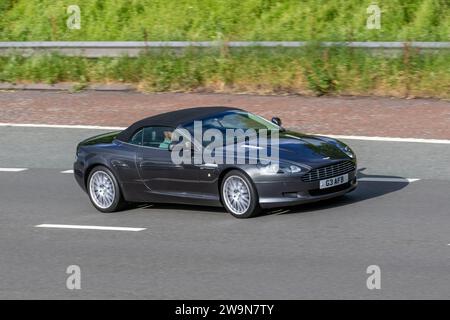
[319,174,349,189]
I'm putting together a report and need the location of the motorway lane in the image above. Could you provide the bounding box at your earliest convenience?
[0,127,449,299]
[0,127,109,169]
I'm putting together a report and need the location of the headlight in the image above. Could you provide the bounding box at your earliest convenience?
[258,162,303,175]
[284,165,302,173]
[317,136,355,159]
[342,145,355,158]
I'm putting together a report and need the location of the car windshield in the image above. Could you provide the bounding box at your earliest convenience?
[178,111,280,148]
[182,111,280,132]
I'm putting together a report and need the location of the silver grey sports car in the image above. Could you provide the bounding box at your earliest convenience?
[74,107,357,218]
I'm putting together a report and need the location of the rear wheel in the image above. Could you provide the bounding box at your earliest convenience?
[221,170,261,218]
[87,166,125,213]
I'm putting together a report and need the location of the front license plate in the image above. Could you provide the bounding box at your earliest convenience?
[319,174,348,189]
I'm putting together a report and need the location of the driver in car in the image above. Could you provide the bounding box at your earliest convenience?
[159,130,173,149]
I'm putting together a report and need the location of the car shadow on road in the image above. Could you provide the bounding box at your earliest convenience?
[135,202,226,214]
[268,168,412,216]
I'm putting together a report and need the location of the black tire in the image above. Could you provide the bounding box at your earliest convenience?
[87,166,125,213]
[220,170,261,218]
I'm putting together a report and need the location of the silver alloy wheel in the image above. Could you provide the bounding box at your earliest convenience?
[89,171,116,209]
[222,175,251,215]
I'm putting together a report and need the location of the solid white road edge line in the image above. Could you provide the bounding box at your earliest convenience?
[61,170,74,173]
[358,178,420,183]
[0,123,125,130]
[35,224,146,232]
[0,168,28,172]
[314,134,450,145]
[1,123,450,144]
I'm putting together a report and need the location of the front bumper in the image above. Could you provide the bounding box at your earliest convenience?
[255,170,358,209]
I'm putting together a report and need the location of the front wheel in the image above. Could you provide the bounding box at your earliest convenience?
[87,166,125,213]
[221,170,261,218]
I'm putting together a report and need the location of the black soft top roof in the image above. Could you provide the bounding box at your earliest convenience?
[117,106,242,142]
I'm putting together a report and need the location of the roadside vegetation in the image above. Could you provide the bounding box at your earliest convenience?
[0,1,448,98]
[1,47,448,98]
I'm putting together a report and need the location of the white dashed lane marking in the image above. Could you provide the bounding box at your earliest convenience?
[61,170,74,173]
[358,178,420,183]
[35,224,146,232]
[0,168,28,172]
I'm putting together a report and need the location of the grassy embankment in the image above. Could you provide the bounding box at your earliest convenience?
[0,0,449,98]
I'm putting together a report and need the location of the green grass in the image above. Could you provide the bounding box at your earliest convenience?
[1,47,449,98]
[0,1,448,98]
[0,0,449,41]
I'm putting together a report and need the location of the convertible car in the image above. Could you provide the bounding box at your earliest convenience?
[74,107,357,218]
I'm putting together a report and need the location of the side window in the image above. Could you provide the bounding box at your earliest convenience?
[142,126,174,150]
[129,129,143,146]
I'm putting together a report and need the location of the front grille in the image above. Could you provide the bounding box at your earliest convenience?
[301,160,355,182]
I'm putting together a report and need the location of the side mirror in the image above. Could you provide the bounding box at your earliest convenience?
[271,117,282,127]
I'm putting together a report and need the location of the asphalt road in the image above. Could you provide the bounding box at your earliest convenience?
[0,126,449,299]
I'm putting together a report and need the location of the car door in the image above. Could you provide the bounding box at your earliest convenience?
[136,126,200,197]
[178,121,224,198]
